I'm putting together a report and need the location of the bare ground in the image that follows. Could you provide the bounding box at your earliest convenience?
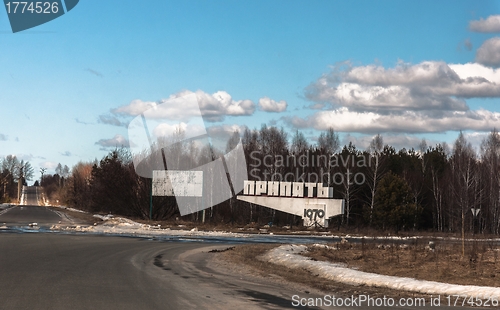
[214,238,500,303]
[49,205,500,301]
[48,206,100,225]
[302,239,500,287]
[215,244,436,301]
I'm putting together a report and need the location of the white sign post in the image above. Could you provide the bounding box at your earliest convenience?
[152,170,203,197]
[152,170,204,220]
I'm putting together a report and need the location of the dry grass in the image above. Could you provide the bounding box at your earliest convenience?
[218,244,435,300]
[302,239,500,287]
[132,218,329,234]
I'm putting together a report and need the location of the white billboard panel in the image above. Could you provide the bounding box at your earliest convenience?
[153,170,203,197]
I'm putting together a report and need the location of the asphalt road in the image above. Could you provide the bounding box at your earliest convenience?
[0,187,62,227]
[0,205,62,226]
[0,189,324,310]
[0,187,482,310]
[0,233,318,310]
[21,185,41,206]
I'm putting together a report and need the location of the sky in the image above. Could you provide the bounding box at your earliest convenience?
[1,0,500,182]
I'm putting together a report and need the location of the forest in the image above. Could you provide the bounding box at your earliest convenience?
[3,126,500,235]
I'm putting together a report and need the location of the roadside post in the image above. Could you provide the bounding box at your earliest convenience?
[150,177,153,220]
[471,208,480,235]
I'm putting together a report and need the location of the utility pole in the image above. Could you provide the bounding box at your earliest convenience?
[17,166,23,204]
[40,168,47,187]
[149,177,153,220]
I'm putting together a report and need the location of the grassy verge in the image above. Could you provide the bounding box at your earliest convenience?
[303,239,500,287]
[48,206,99,225]
[217,244,435,300]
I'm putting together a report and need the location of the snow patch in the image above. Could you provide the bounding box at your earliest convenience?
[261,244,500,299]
[50,215,251,238]
[310,243,336,250]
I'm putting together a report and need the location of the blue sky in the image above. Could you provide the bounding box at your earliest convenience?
[1,0,500,182]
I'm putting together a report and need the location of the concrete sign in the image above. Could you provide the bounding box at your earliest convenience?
[243,180,333,198]
[237,180,344,228]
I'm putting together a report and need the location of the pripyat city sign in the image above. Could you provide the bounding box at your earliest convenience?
[243,180,333,198]
[239,181,343,228]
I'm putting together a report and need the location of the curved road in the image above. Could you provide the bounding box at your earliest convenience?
[0,187,476,310]
[1,187,320,309]
[0,233,307,310]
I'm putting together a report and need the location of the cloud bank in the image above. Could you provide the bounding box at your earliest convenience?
[258,97,288,112]
[476,37,500,67]
[95,134,129,150]
[112,90,256,123]
[469,15,500,33]
[292,61,500,134]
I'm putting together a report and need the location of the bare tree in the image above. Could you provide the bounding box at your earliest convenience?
[425,144,448,232]
[2,155,19,177]
[291,130,308,182]
[367,134,384,225]
[451,132,481,256]
[55,163,63,176]
[336,143,360,226]
[62,165,70,178]
[317,127,340,155]
[480,129,500,234]
[260,125,289,181]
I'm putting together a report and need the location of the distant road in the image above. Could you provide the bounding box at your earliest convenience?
[21,185,41,205]
[0,205,62,226]
[0,186,63,226]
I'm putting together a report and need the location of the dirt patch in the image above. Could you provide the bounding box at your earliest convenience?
[302,239,500,287]
[48,207,99,225]
[132,218,332,235]
[216,244,435,300]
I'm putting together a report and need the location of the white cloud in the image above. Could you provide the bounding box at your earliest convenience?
[476,37,500,67]
[464,131,490,153]
[297,60,500,134]
[449,62,500,83]
[39,161,59,169]
[113,100,158,116]
[469,15,500,33]
[95,134,129,150]
[112,90,255,123]
[194,90,255,121]
[284,108,500,134]
[98,114,128,127]
[207,124,246,136]
[206,124,246,151]
[464,38,473,51]
[152,122,188,139]
[307,61,500,114]
[151,122,206,141]
[12,153,45,162]
[258,97,287,112]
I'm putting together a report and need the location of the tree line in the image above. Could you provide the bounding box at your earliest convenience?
[40,126,500,234]
[0,155,34,203]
